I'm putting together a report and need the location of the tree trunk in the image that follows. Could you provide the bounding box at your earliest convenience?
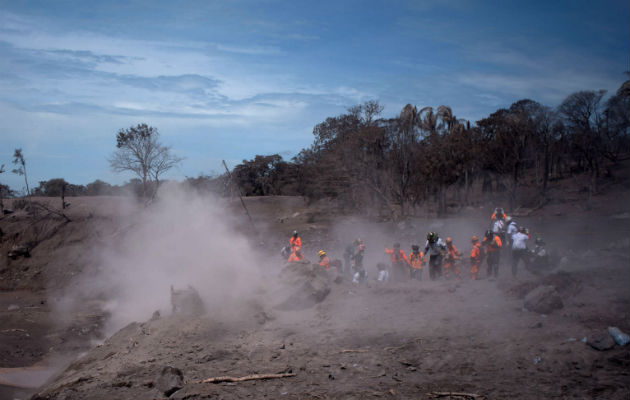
[464,169,469,206]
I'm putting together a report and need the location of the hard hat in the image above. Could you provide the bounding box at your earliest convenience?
[505,216,512,223]
[445,237,452,244]
[471,235,479,242]
[485,230,493,238]
[292,230,298,236]
[318,250,326,257]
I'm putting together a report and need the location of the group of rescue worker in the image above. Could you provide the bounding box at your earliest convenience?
[283,207,548,282]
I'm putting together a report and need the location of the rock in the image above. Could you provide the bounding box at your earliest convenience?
[170,285,205,316]
[588,331,616,351]
[275,262,331,310]
[8,243,31,259]
[523,285,564,314]
[156,366,183,397]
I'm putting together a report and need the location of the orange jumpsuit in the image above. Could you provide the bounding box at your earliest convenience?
[290,236,302,252]
[318,255,331,270]
[385,248,408,281]
[443,244,461,280]
[288,251,304,262]
[470,242,483,280]
[407,251,425,280]
[482,235,502,277]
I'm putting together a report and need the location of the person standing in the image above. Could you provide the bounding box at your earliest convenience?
[510,227,529,277]
[482,230,502,278]
[385,243,407,281]
[352,242,367,283]
[506,217,518,248]
[289,230,302,252]
[407,245,425,280]
[469,236,483,280]
[443,237,462,280]
[424,232,447,280]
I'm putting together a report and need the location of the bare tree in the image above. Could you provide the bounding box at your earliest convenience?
[0,164,5,210]
[12,148,30,196]
[109,124,183,198]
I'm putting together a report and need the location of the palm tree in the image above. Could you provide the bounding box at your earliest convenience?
[420,106,438,136]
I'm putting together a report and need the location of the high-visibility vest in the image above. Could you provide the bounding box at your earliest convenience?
[385,248,407,263]
[408,252,424,269]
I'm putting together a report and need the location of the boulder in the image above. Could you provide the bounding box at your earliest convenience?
[275,262,331,310]
[588,331,616,351]
[156,366,183,397]
[523,285,563,314]
[170,285,205,316]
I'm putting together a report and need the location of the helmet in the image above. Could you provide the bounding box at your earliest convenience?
[445,237,452,244]
[505,216,512,224]
[318,250,326,257]
[292,230,298,236]
[485,230,493,238]
[471,235,479,243]
[427,232,437,243]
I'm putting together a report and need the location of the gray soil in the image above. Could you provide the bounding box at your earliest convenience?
[1,194,629,399]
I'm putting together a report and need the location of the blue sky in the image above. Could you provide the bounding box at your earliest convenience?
[0,0,628,191]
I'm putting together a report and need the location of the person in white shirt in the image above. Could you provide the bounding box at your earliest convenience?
[511,226,530,277]
[506,217,518,247]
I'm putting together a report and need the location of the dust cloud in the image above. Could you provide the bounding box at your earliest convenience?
[59,186,267,336]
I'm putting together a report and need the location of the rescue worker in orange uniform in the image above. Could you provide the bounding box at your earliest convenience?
[288,248,305,263]
[443,237,462,280]
[407,245,425,280]
[289,230,302,252]
[317,250,330,270]
[491,207,507,222]
[385,243,408,282]
[482,230,502,278]
[469,236,483,280]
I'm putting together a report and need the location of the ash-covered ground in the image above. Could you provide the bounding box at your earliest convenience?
[1,191,629,399]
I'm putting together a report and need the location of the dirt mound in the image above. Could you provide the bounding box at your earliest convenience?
[274,262,332,310]
[507,270,583,299]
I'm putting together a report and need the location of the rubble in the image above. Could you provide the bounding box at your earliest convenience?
[523,285,564,314]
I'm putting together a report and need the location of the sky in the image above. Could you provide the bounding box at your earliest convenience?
[0,0,628,191]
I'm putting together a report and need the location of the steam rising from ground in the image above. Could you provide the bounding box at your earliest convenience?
[65,187,264,335]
